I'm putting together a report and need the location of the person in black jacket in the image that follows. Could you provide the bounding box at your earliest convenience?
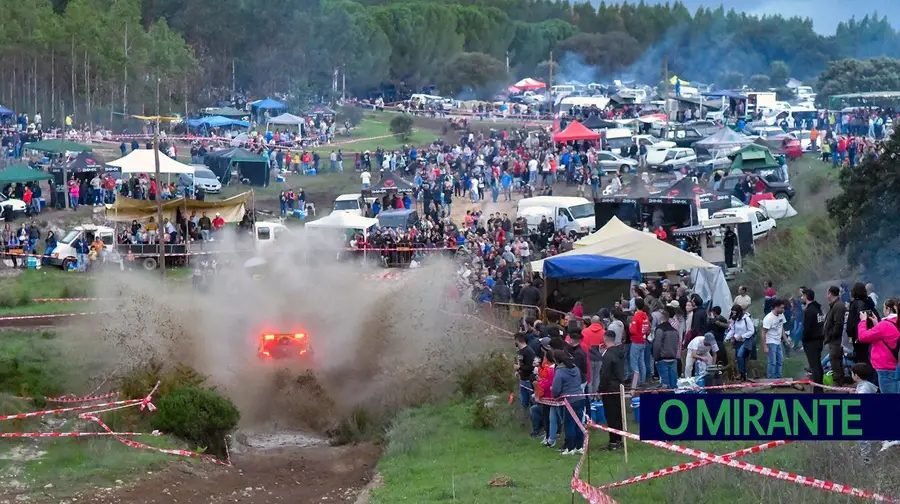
[567,327,588,388]
[823,286,848,385]
[599,329,626,450]
[801,289,825,393]
[847,282,876,365]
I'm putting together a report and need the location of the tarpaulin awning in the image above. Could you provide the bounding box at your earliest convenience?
[105,191,251,223]
[694,128,752,151]
[64,152,103,172]
[543,254,641,281]
[305,212,378,230]
[304,105,336,115]
[553,121,601,143]
[702,90,747,100]
[0,165,52,184]
[187,116,249,128]
[24,138,93,154]
[250,98,287,110]
[106,149,195,174]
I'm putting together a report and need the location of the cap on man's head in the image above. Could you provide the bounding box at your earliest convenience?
[667,300,681,309]
[539,337,551,347]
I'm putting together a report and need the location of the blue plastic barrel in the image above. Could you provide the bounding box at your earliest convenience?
[632,397,640,423]
[590,401,606,424]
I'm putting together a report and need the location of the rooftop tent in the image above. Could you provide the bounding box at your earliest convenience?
[543,254,641,281]
[729,143,778,171]
[0,164,52,185]
[106,149,195,175]
[0,106,13,117]
[24,138,93,154]
[701,90,747,100]
[250,97,287,110]
[553,120,601,143]
[693,127,753,151]
[203,147,268,187]
[368,171,416,194]
[304,212,378,230]
[512,78,545,90]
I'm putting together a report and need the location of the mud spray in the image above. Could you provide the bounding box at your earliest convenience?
[66,229,505,439]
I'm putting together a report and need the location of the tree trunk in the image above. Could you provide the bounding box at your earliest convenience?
[71,36,76,124]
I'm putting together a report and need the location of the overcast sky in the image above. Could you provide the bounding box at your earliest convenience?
[611,0,895,34]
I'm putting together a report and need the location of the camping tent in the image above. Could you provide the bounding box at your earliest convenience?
[305,212,378,230]
[250,98,286,110]
[204,147,268,186]
[24,138,93,154]
[0,165,52,185]
[512,78,545,90]
[729,144,778,171]
[106,149,195,174]
[531,216,714,273]
[369,171,416,194]
[543,255,641,281]
[553,121,601,143]
[694,128,752,151]
[267,113,304,125]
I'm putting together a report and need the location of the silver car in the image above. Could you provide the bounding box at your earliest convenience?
[179,165,222,194]
[595,151,639,174]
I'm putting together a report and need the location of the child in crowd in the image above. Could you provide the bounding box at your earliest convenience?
[851,362,877,465]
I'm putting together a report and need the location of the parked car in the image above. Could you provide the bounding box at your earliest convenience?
[0,193,27,217]
[710,206,776,241]
[651,148,697,173]
[633,134,676,152]
[178,165,222,194]
[595,151,639,174]
[716,174,796,200]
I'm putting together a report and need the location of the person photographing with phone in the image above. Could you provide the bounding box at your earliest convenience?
[856,299,900,394]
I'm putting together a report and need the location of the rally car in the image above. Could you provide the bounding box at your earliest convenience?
[257,332,312,360]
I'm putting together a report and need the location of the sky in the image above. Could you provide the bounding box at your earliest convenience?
[622,0,896,34]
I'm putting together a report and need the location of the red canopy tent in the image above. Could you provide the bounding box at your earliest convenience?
[553,121,601,143]
[512,78,546,90]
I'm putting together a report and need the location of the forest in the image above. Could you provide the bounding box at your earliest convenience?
[2,0,900,124]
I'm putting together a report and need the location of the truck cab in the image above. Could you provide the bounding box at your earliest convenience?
[332,193,366,217]
[51,225,116,269]
[516,196,595,236]
[710,206,775,241]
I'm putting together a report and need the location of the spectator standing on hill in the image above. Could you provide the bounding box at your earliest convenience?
[802,289,825,393]
[726,304,755,382]
[599,329,626,451]
[734,286,751,311]
[514,333,536,418]
[552,350,585,456]
[762,299,788,378]
[582,316,605,394]
[629,299,650,388]
[857,299,900,394]
[824,286,848,385]
[708,306,729,368]
[653,308,680,390]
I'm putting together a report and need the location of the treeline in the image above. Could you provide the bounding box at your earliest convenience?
[3,0,900,122]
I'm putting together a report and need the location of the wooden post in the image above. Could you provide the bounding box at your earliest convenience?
[154,77,165,277]
[620,383,628,464]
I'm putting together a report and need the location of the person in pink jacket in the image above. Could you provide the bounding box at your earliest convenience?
[857,298,900,393]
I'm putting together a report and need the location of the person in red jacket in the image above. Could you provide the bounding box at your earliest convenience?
[629,298,651,388]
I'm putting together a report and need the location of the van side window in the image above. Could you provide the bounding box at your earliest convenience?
[101,234,114,245]
[562,208,574,222]
[257,227,271,240]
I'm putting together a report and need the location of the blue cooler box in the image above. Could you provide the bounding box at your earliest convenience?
[590,401,606,424]
[631,397,640,423]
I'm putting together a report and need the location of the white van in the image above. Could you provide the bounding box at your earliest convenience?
[332,193,366,216]
[516,196,595,235]
[550,85,576,95]
[710,206,775,240]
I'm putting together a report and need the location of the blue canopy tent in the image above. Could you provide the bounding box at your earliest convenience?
[702,90,747,100]
[186,115,250,132]
[0,106,13,117]
[542,254,641,313]
[250,98,286,110]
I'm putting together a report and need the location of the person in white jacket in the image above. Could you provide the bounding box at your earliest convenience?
[725,305,755,381]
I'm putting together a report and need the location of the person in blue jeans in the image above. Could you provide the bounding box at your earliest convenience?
[652,308,680,390]
[551,350,585,456]
[728,305,756,381]
[762,299,788,378]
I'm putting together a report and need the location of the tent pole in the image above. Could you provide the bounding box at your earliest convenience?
[154,78,166,277]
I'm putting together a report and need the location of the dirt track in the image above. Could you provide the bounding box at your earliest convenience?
[71,443,380,504]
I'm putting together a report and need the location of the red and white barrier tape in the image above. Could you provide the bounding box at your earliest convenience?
[0,311,111,322]
[16,391,121,403]
[31,298,107,303]
[584,418,900,503]
[0,430,152,438]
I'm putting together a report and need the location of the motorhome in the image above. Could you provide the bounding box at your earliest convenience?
[516,196,595,235]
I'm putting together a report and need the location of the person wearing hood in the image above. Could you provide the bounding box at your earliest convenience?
[801,288,825,393]
[566,327,589,389]
[652,308,680,390]
[599,329,626,450]
[551,350,585,456]
[726,303,756,381]
[582,315,606,394]
[847,282,877,365]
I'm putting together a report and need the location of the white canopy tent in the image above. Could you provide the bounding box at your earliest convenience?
[304,212,378,230]
[266,113,305,136]
[106,149,195,174]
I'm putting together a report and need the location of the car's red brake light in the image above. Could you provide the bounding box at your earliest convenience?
[295,333,306,339]
[264,334,275,341]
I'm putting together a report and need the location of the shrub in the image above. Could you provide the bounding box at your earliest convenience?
[150,386,240,457]
[389,115,414,141]
[337,106,364,127]
[119,360,207,401]
[456,352,516,398]
[471,397,517,429]
[806,172,828,195]
[330,407,376,446]
[0,291,30,309]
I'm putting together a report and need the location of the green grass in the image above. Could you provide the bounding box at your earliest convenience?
[373,389,898,504]
[216,170,360,203]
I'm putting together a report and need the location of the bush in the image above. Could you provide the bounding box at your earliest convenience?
[150,386,240,457]
[0,291,31,309]
[330,407,377,446]
[806,172,828,195]
[337,106,364,127]
[0,346,63,398]
[389,115,414,141]
[456,352,517,398]
[120,360,207,401]
[471,397,517,429]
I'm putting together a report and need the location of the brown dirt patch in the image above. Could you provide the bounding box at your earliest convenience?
[68,443,380,504]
